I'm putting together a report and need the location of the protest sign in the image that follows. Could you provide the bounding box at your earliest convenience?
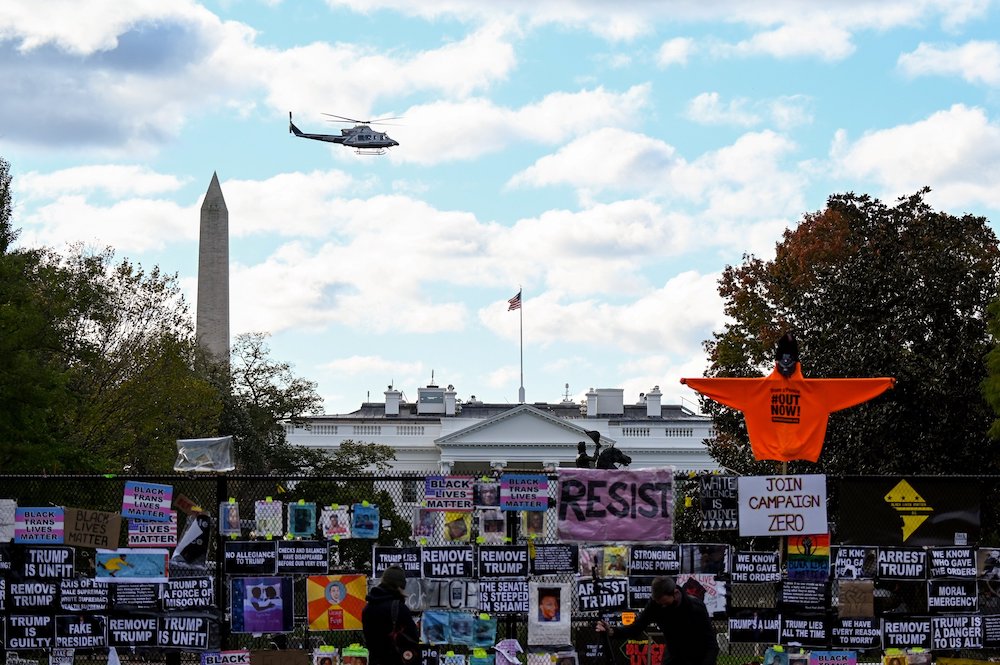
[63,508,121,549]
[499,474,548,511]
[738,475,827,536]
[557,468,672,542]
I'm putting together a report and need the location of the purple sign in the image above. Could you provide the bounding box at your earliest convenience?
[556,468,673,542]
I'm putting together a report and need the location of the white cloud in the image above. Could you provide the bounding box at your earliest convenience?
[387,84,651,164]
[685,92,812,129]
[686,92,760,127]
[321,355,425,377]
[15,195,196,253]
[17,165,187,200]
[478,270,726,354]
[321,0,986,45]
[656,37,695,67]
[719,20,855,60]
[830,104,1000,209]
[507,127,679,193]
[898,41,1000,86]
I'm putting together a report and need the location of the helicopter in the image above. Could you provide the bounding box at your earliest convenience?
[288,112,400,155]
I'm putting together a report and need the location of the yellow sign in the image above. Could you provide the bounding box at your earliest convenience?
[621,611,636,626]
[884,480,933,541]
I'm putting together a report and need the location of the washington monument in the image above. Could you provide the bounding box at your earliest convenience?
[196,172,230,363]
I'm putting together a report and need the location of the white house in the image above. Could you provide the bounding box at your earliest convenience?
[286,382,719,475]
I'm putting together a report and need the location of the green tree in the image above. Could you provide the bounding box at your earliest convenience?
[0,156,221,472]
[985,299,1000,440]
[703,189,1000,475]
[222,331,322,474]
[59,249,223,472]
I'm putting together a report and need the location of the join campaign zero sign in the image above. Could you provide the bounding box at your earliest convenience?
[737,474,827,537]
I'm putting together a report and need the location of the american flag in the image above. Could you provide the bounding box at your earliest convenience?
[507,291,521,311]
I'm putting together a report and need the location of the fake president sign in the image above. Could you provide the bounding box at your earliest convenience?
[556,468,673,542]
[738,475,827,537]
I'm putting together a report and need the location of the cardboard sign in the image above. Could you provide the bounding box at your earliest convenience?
[63,508,122,549]
[738,475,827,536]
[836,580,874,618]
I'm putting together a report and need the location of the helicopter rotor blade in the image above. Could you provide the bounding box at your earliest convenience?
[321,113,404,125]
[321,113,363,123]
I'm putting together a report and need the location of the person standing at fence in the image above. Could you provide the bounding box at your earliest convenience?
[597,576,718,665]
[362,566,418,665]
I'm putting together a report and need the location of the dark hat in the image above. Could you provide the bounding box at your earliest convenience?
[380,565,407,593]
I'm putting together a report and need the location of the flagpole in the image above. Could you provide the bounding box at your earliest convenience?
[518,288,525,403]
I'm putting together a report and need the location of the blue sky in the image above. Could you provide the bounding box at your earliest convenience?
[3,0,1000,414]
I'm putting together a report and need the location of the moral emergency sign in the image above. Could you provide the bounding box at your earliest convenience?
[737,474,827,536]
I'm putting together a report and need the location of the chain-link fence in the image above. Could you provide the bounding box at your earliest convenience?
[3,473,1000,664]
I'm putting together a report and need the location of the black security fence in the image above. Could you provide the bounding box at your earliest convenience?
[3,473,1000,663]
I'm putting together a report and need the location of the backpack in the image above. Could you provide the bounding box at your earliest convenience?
[390,599,420,665]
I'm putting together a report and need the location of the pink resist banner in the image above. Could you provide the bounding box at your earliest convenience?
[556,468,673,542]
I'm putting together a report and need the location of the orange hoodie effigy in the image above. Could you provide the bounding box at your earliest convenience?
[681,365,894,462]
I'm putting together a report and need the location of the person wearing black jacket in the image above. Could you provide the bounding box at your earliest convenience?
[362,566,419,665]
[597,576,718,665]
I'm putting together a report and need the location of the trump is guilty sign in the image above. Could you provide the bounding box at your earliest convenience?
[556,468,673,542]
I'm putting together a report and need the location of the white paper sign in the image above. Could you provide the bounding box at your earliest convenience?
[737,474,827,536]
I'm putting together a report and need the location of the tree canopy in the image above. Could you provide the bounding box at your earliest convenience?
[1,156,393,476]
[702,189,1000,475]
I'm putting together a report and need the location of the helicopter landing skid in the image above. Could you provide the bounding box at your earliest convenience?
[355,148,387,156]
